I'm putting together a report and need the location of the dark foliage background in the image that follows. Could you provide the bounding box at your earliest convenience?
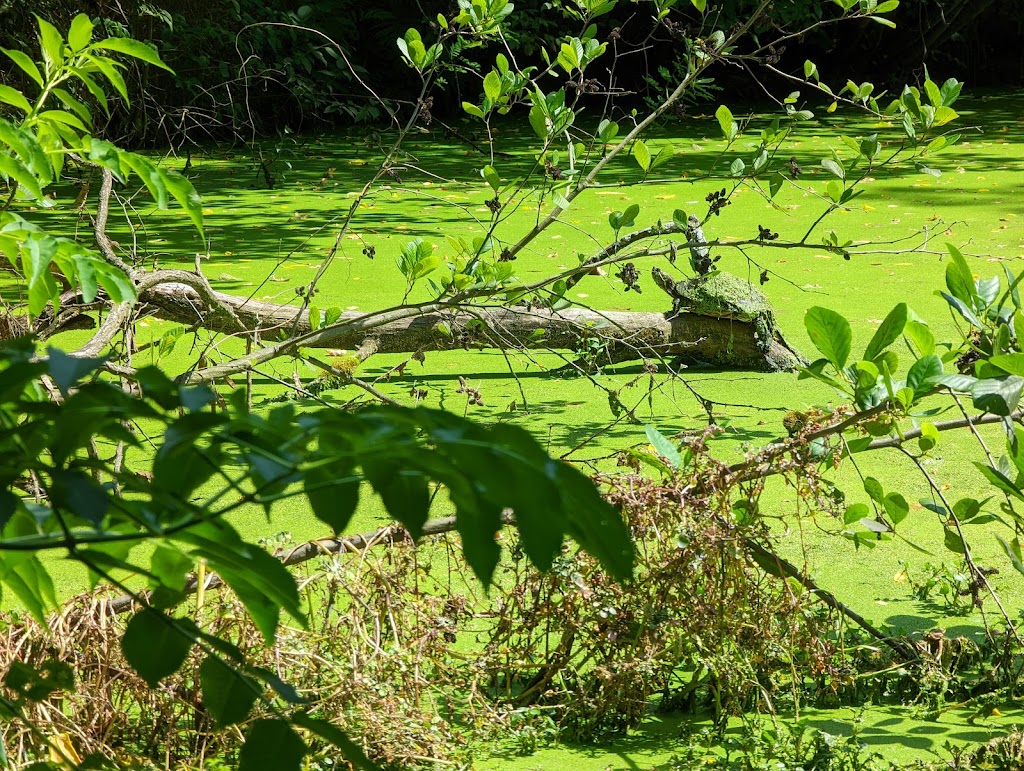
[0,0,1020,142]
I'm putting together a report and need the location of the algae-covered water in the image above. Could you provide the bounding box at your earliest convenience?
[8,91,1024,767]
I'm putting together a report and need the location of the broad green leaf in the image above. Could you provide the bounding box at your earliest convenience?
[619,203,639,228]
[996,534,1024,576]
[0,554,58,624]
[768,172,785,199]
[290,714,379,770]
[0,155,45,202]
[0,85,31,114]
[974,461,1024,502]
[462,101,485,119]
[989,354,1024,377]
[238,719,306,771]
[200,656,260,727]
[863,303,906,361]
[971,376,1024,416]
[939,291,982,327]
[122,609,195,687]
[1,48,43,87]
[821,158,845,179]
[715,105,734,141]
[804,306,852,369]
[644,425,681,468]
[122,153,168,209]
[68,14,95,51]
[363,460,430,540]
[556,461,633,581]
[906,354,943,394]
[160,169,205,238]
[482,164,500,192]
[48,469,109,526]
[918,421,939,452]
[632,140,651,171]
[843,502,869,525]
[303,459,359,533]
[943,527,965,554]
[944,243,977,306]
[904,319,935,356]
[179,521,304,643]
[84,53,130,104]
[483,70,501,102]
[94,37,173,72]
[35,15,65,69]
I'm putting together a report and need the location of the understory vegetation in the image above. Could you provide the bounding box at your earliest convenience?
[2,1,1024,770]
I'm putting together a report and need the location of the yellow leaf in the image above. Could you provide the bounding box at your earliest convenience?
[49,734,82,766]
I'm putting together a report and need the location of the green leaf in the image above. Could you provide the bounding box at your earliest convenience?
[238,719,307,771]
[943,527,965,554]
[904,319,935,356]
[48,469,109,527]
[0,85,31,114]
[556,461,633,581]
[768,172,785,199]
[200,656,260,727]
[94,37,173,72]
[974,462,1024,502]
[46,347,104,395]
[363,460,430,540]
[179,521,304,643]
[996,534,1024,576]
[843,502,869,525]
[971,376,1024,416]
[644,425,681,468]
[122,609,195,687]
[715,105,735,141]
[1,48,43,88]
[160,170,205,238]
[989,354,1024,377]
[944,243,978,306]
[303,459,359,534]
[483,70,501,102]
[918,421,939,452]
[906,354,943,394]
[462,101,485,119]
[290,714,379,770]
[0,155,45,202]
[864,303,906,361]
[939,291,982,327]
[68,14,95,51]
[804,306,853,369]
[619,203,639,228]
[122,153,168,209]
[821,158,845,180]
[632,140,651,172]
[730,158,746,176]
[482,165,500,192]
[0,555,58,624]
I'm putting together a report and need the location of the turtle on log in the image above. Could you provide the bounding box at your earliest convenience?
[651,266,805,369]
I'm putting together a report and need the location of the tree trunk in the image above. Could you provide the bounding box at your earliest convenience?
[140,282,806,372]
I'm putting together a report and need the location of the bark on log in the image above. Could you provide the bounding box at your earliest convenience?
[140,282,806,372]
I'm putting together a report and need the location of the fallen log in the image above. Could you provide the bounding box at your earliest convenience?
[140,281,805,371]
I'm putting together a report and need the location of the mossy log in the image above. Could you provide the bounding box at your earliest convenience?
[141,281,805,372]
